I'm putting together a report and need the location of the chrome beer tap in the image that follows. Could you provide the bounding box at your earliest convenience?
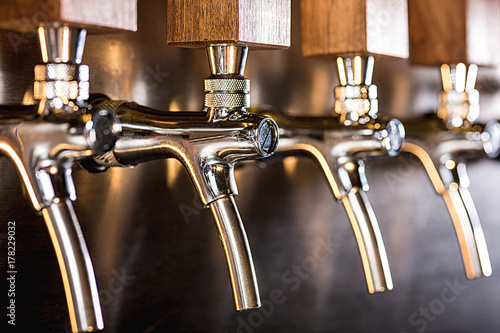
[256,56,405,293]
[402,63,498,279]
[0,25,121,332]
[84,44,279,311]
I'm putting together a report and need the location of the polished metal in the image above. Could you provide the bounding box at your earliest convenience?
[254,56,405,294]
[205,45,251,112]
[86,44,278,311]
[402,63,496,279]
[0,24,121,333]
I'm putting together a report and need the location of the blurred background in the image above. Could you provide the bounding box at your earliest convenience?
[2,0,500,332]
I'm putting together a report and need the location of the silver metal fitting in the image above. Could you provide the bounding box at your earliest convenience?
[204,44,251,113]
[35,24,90,113]
[334,56,378,124]
[438,63,479,129]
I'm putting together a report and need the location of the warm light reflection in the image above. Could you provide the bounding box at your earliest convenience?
[401,143,445,193]
[38,27,49,63]
[337,57,347,86]
[0,143,40,210]
[166,158,184,188]
[445,160,456,170]
[455,63,467,93]
[440,64,452,92]
[354,56,362,85]
[283,156,300,176]
[62,26,70,63]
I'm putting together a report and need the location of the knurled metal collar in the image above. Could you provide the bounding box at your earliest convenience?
[204,78,250,109]
[438,89,480,128]
[34,63,89,102]
[334,84,378,123]
[35,64,89,81]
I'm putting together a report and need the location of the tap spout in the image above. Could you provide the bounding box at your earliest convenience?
[440,160,492,278]
[210,196,260,310]
[402,141,492,279]
[338,160,393,293]
[42,198,104,332]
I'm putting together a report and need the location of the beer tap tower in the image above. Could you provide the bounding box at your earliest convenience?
[405,0,500,279]
[0,1,137,332]
[253,0,408,294]
[83,0,290,312]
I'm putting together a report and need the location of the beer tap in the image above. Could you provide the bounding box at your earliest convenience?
[257,56,404,294]
[81,0,290,311]
[251,0,408,294]
[404,0,500,279]
[0,2,137,332]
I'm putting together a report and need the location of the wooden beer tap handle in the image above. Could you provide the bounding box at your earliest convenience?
[166,0,291,49]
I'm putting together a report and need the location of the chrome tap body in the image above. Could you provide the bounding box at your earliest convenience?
[85,44,279,311]
[402,63,497,279]
[0,25,121,332]
[256,56,405,294]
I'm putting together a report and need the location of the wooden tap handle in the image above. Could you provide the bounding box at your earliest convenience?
[166,0,291,49]
[0,0,137,32]
[409,0,500,66]
[300,0,409,58]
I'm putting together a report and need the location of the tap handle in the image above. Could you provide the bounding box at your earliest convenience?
[440,160,492,278]
[42,199,103,332]
[300,0,408,58]
[337,160,393,293]
[210,196,260,311]
[0,1,137,33]
[166,0,290,49]
[408,0,500,66]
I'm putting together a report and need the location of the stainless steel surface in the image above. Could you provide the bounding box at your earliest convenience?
[3,0,500,332]
[210,196,260,311]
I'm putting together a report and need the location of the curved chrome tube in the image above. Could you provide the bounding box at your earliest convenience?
[210,196,260,310]
[258,113,403,293]
[42,199,104,332]
[342,188,393,293]
[403,120,493,279]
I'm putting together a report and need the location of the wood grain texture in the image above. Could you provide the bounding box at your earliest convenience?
[409,0,500,66]
[301,0,367,57]
[0,0,137,32]
[166,0,291,48]
[301,0,408,58]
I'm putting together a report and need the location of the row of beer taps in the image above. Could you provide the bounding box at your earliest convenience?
[1,0,500,332]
